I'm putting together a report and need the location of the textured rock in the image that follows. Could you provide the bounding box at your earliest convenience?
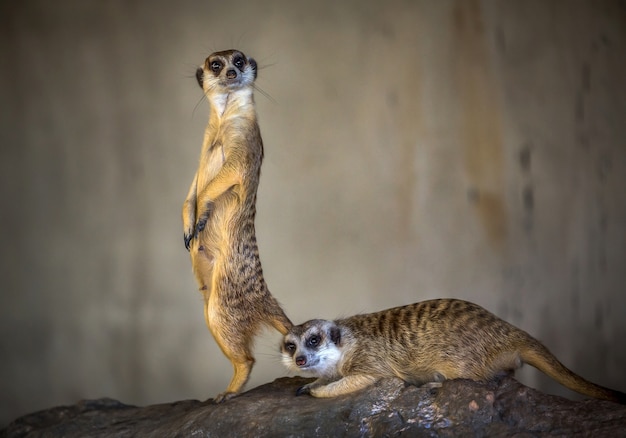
[2,377,626,437]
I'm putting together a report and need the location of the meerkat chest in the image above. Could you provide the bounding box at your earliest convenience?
[199,140,226,185]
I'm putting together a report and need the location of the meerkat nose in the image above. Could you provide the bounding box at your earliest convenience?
[295,356,307,367]
[226,69,237,79]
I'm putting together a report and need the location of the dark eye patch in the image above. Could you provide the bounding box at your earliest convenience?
[306,335,321,348]
[210,60,222,73]
[233,56,245,70]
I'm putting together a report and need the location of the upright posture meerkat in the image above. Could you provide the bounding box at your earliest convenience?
[183,49,292,402]
[282,299,626,403]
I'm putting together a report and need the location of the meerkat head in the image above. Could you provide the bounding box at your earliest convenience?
[281,319,343,378]
[196,49,257,93]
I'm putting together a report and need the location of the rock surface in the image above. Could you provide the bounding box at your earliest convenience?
[2,376,626,437]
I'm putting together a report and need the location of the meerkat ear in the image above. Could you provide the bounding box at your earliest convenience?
[329,325,341,345]
[195,67,204,88]
[248,58,257,79]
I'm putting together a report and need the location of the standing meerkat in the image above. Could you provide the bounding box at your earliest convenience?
[282,299,626,403]
[183,49,292,403]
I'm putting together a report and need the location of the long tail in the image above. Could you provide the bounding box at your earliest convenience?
[521,341,626,404]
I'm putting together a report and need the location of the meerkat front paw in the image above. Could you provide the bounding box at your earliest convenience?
[193,217,208,240]
[296,384,312,396]
[193,202,214,239]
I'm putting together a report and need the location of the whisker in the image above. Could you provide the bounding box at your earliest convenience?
[255,350,280,357]
[255,352,287,365]
[235,32,248,50]
[182,61,201,76]
[192,92,208,119]
[255,49,278,69]
[257,62,276,71]
[253,84,277,104]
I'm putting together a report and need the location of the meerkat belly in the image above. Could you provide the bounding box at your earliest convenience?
[383,349,447,383]
[200,140,226,180]
[205,199,240,238]
[205,269,260,332]
[193,204,245,301]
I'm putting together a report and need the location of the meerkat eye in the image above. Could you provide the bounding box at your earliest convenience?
[232,56,245,70]
[210,60,222,72]
[307,335,320,348]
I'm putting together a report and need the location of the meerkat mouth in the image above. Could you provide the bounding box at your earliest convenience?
[295,357,323,372]
[223,78,243,88]
[295,364,319,376]
[220,73,252,90]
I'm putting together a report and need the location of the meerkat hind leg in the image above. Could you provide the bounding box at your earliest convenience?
[207,317,256,403]
[203,300,256,403]
[213,356,255,403]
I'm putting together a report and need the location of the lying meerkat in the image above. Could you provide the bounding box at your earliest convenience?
[281,299,626,403]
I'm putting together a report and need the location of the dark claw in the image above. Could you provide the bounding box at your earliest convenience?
[296,386,311,396]
[184,233,193,251]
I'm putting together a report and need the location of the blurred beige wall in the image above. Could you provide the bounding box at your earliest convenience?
[1,0,625,425]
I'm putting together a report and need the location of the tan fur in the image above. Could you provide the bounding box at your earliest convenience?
[282,299,626,403]
[183,50,292,403]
